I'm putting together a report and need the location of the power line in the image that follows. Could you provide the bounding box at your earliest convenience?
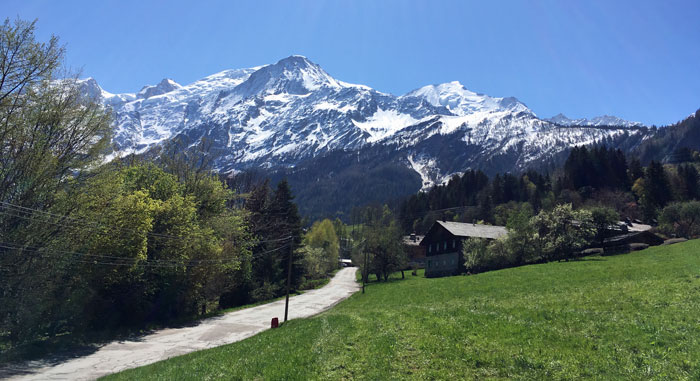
[377,204,477,221]
[350,205,477,228]
[0,201,293,245]
[0,202,185,241]
[0,240,293,269]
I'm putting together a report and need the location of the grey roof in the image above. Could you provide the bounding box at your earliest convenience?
[402,235,425,246]
[611,221,653,233]
[603,230,663,245]
[627,222,652,232]
[436,221,508,240]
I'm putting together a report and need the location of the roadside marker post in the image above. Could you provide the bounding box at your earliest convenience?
[284,241,293,322]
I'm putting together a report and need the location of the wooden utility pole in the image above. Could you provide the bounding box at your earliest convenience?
[362,249,368,294]
[284,241,293,322]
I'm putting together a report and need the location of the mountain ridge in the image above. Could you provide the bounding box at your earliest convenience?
[77,55,652,218]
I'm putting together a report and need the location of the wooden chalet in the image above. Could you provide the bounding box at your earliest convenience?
[419,221,507,277]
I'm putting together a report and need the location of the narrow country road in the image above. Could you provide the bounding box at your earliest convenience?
[2,267,360,380]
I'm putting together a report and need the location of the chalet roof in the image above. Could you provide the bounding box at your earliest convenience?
[603,230,664,246]
[434,221,508,240]
[402,235,425,246]
[625,222,652,232]
[599,221,653,234]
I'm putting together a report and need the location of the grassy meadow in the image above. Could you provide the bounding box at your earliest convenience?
[104,240,700,380]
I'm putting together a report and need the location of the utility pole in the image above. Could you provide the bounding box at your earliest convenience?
[284,240,293,322]
[362,248,368,294]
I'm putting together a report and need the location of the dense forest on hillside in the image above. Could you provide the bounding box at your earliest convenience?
[398,145,700,234]
[267,145,422,222]
[633,110,700,164]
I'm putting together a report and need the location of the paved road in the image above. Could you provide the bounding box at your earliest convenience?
[2,267,360,380]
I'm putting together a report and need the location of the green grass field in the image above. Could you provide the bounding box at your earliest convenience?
[104,241,700,380]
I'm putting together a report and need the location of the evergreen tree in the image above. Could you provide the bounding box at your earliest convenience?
[628,157,644,184]
[270,180,304,290]
[636,161,673,221]
[677,164,700,200]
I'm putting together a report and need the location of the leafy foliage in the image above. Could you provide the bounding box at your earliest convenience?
[0,19,320,354]
[658,201,700,238]
[351,205,407,282]
[462,204,595,275]
[531,204,595,262]
[589,206,620,245]
[302,219,339,279]
[462,238,490,274]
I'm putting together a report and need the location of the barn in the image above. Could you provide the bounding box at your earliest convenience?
[420,221,507,277]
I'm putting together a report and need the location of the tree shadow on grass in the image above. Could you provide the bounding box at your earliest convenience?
[363,272,412,285]
[571,256,608,262]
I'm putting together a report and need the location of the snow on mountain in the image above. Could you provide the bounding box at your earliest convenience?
[352,108,425,143]
[86,66,259,153]
[402,81,532,116]
[547,113,643,128]
[137,78,182,99]
[76,77,135,105]
[82,55,647,189]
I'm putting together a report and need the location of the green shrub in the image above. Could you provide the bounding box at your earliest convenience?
[463,238,490,273]
[659,201,700,238]
[531,204,595,261]
[463,237,517,274]
[251,282,279,302]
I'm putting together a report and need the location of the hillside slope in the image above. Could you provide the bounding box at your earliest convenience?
[105,241,700,380]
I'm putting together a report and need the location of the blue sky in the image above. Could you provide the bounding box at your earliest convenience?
[4,0,699,126]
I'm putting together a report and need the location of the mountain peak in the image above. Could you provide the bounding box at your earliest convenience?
[76,77,110,100]
[137,78,181,99]
[405,81,531,116]
[546,113,643,128]
[234,55,342,96]
[274,55,315,69]
[159,78,181,88]
[281,54,310,61]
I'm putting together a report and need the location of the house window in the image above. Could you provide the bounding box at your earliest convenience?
[427,260,431,268]
[444,241,447,250]
[428,245,431,253]
[453,240,456,248]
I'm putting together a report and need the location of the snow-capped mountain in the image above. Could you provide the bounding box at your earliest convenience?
[137,78,182,99]
[402,81,532,116]
[79,55,649,216]
[546,113,643,128]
